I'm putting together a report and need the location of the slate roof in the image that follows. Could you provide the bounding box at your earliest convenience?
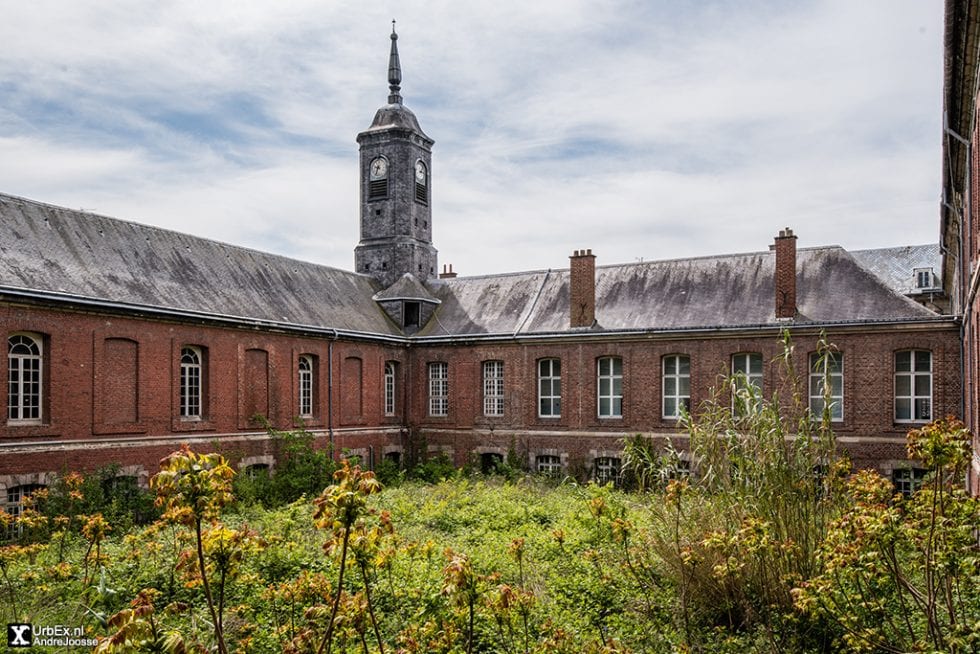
[851,244,942,296]
[0,192,947,342]
[418,247,942,337]
[372,273,440,303]
[0,193,399,336]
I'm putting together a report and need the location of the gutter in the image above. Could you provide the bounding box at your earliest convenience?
[0,286,959,347]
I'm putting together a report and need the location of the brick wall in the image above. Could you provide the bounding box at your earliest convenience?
[0,301,962,484]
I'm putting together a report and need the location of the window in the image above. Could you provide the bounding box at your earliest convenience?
[480,452,503,474]
[243,464,271,480]
[384,451,402,466]
[809,351,843,421]
[914,267,936,290]
[298,355,314,418]
[538,359,561,418]
[597,356,623,418]
[892,467,927,498]
[732,352,763,415]
[404,302,421,328]
[415,160,428,204]
[483,360,505,417]
[3,484,45,540]
[895,350,931,422]
[536,454,562,477]
[8,334,42,423]
[428,362,448,417]
[662,355,690,419]
[384,362,397,417]
[594,457,621,485]
[368,156,388,200]
[180,346,204,419]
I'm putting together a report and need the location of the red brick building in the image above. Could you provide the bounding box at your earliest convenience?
[1,26,962,511]
[941,0,980,493]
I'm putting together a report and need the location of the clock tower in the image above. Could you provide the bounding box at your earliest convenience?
[354,23,437,288]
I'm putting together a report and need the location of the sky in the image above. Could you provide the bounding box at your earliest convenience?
[0,1,944,276]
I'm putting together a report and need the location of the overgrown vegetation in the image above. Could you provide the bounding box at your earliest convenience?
[2,335,979,652]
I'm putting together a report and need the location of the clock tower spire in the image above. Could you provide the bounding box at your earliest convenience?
[354,22,437,289]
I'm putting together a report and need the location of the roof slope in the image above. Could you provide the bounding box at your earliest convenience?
[420,247,941,337]
[851,244,941,295]
[0,193,399,335]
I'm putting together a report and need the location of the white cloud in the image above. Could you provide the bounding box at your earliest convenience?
[0,0,944,276]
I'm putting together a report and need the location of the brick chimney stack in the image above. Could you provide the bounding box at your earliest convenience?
[439,264,457,279]
[569,249,596,328]
[773,227,797,319]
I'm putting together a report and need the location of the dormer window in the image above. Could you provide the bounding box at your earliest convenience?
[414,160,428,204]
[369,156,389,200]
[914,267,936,290]
[404,301,420,328]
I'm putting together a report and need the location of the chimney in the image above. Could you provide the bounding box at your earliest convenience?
[569,249,596,328]
[772,227,797,319]
[439,264,457,279]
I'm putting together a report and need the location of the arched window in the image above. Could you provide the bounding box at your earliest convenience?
[414,160,428,204]
[8,334,42,422]
[180,346,203,419]
[384,362,397,416]
[368,156,389,200]
[298,355,314,418]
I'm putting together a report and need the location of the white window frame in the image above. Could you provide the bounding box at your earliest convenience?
[809,351,843,422]
[892,467,927,498]
[384,362,397,417]
[8,333,42,423]
[482,360,505,417]
[428,362,448,417]
[662,354,690,419]
[4,483,45,539]
[298,354,314,419]
[536,454,562,477]
[597,356,623,418]
[895,350,931,423]
[538,358,561,418]
[732,352,763,414]
[180,346,203,419]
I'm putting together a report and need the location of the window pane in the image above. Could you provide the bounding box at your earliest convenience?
[664,378,676,395]
[612,377,622,395]
[895,351,911,371]
[749,354,763,375]
[679,357,690,374]
[599,358,610,376]
[599,398,610,415]
[914,375,930,396]
[664,357,676,375]
[664,398,676,417]
[895,376,911,396]
[895,398,911,420]
[914,351,931,370]
[830,376,842,396]
[679,377,690,395]
[612,397,622,415]
[612,358,622,375]
[914,399,931,420]
[733,355,746,374]
[599,378,610,395]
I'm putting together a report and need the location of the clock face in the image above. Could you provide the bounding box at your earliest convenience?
[370,158,388,180]
[415,161,426,184]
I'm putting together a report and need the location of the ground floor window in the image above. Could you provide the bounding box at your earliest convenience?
[536,454,562,477]
[593,457,621,485]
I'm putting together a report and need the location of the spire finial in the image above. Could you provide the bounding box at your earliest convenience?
[387,20,402,104]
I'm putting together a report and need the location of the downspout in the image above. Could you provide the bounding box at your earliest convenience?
[327,330,336,458]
